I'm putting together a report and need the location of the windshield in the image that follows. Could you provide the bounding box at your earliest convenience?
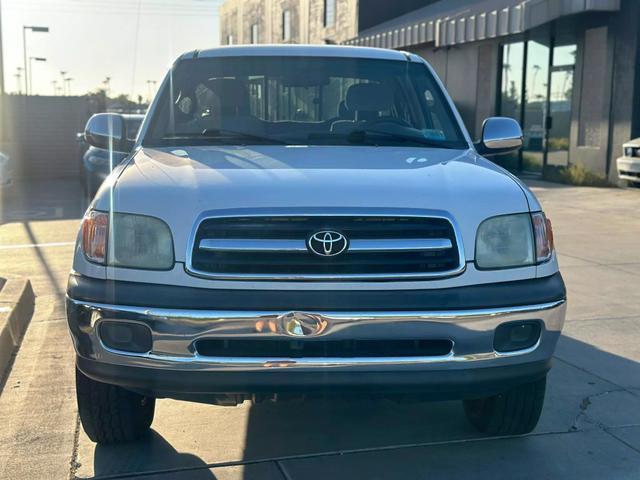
[144,56,468,149]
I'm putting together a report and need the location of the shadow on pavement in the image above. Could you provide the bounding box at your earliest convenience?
[0,178,85,224]
[82,334,640,479]
[92,431,217,479]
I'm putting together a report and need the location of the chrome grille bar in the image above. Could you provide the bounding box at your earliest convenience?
[350,238,452,252]
[199,238,453,252]
[199,239,307,252]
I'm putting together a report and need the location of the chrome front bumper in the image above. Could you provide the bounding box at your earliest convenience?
[67,298,566,371]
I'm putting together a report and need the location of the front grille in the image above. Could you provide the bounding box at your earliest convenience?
[620,170,640,179]
[195,338,453,358]
[188,215,462,280]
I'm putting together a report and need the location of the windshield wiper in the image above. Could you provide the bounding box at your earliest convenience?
[345,129,457,148]
[163,129,288,145]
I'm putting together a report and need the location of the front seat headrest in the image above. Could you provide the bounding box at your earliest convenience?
[337,100,354,120]
[205,78,250,116]
[346,83,394,112]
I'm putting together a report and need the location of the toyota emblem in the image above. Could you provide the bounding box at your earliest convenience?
[307,230,348,257]
[279,312,328,336]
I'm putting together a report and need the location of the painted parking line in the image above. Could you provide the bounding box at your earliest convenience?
[0,241,75,250]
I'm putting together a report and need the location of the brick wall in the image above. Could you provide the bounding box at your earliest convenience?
[1,95,99,180]
[307,0,357,44]
[219,0,357,45]
[242,0,266,43]
[272,0,300,43]
[220,6,238,44]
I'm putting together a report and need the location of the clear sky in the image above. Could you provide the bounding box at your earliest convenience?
[1,0,223,99]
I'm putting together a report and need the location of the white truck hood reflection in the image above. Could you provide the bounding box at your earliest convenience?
[94,145,531,262]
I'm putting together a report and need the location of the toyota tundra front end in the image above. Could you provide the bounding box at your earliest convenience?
[67,45,566,444]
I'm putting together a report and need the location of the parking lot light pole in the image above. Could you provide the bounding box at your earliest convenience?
[15,67,23,94]
[29,57,46,95]
[146,79,157,103]
[103,77,111,98]
[60,71,67,95]
[23,25,49,95]
[65,77,73,96]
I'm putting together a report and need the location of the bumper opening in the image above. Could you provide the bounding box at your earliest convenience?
[194,338,454,358]
[493,320,541,353]
[99,321,152,354]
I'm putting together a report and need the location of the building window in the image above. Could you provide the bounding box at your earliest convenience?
[226,34,234,45]
[251,23,259,44]
[324,0,336,27]
[282,9,291,41]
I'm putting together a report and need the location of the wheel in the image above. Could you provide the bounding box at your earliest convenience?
[75,367,155,444]
[463,376,546,436]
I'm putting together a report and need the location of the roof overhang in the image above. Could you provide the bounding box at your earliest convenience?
[345,0,620,49]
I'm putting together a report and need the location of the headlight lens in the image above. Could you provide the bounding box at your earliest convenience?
[109,213,174,269]
[475,214,535,269]
[82,210,174,269]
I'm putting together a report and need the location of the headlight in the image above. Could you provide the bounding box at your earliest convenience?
[475,213,535,269]
[82,210,108,263]
[81,210,174,269]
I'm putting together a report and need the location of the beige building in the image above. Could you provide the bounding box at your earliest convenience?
[219,0,358,46]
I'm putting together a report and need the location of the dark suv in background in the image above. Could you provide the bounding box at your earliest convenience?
[79,114,144,201]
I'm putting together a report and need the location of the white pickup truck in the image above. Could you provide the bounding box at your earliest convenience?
[67,45,566,444]
[617,138,640,186]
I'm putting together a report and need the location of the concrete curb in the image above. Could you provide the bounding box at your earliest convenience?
[0,278,35,379]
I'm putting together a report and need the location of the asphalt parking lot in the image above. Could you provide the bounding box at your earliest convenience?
[0,178,639,479]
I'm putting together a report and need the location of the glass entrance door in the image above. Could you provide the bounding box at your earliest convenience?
[545,45,576,167]
[497,37,576,173]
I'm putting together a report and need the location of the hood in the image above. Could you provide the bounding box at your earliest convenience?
[95,145,531,262]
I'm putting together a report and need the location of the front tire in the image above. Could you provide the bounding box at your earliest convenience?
[463,376,546,436]
[76,367,155,444]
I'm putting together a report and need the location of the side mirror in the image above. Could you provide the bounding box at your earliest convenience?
[84,113,132,153]
[475,117,523,156]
